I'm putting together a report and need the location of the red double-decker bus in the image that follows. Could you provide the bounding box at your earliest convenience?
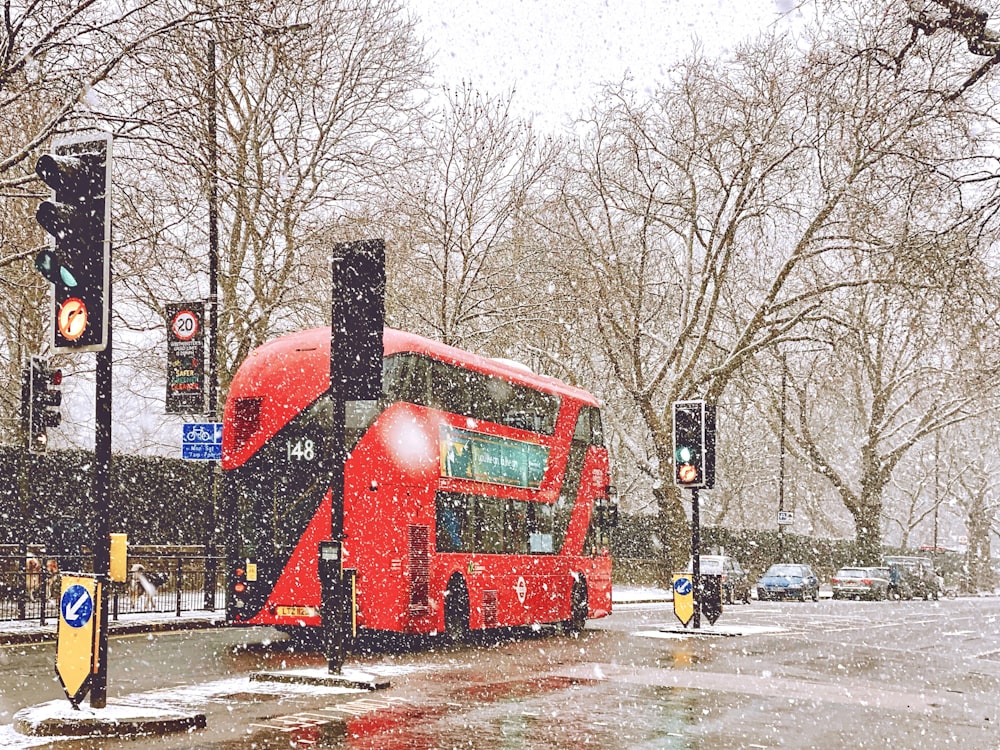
[222,327,616,640]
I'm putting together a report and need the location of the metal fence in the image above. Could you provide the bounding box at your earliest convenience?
[0,550,226,625]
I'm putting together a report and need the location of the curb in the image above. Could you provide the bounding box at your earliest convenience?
[14,700,206,738]
[0,616,227,647]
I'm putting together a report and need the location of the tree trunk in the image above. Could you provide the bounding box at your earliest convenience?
[654,486,690,573]
[852,494,883,566]
[966,492,994,592]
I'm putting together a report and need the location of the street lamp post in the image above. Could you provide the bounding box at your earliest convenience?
[203,22,311,604]
[207,37,219,421]
[203,37,220,610]
[778,351,787,561]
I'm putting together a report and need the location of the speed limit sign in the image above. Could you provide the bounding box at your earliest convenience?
[166,302,206,414]
[170,308,200,342]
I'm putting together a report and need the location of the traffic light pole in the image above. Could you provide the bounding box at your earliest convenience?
[90,246,113,709]
[321,381,347,674]
[323,240,385,676]
[34,133,113,709]
[691,487,701,630]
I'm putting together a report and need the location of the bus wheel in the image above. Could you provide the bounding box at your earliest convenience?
[444,575,470,644]
[564,581,588,635]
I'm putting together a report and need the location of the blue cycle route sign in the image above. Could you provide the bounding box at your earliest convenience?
[61,585,94,628]
[182,422,223,460]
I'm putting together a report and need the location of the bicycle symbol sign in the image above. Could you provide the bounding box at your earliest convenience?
[184,425,214,442]
[182,422,222,461]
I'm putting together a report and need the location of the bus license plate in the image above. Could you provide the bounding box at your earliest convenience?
[276,606,317,618]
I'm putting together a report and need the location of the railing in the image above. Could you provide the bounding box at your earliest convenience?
[0,549,226,625]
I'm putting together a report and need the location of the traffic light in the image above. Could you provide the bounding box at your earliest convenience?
[673,400,716,488]
[24,356,62,453]
[34,133,112,352]
[331,239,385,400]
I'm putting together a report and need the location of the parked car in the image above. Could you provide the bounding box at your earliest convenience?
[685,555,751,604]
[831,566,889,600]
[756,563,820,601]
[883,556,941,600]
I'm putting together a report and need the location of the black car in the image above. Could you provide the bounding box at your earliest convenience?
[686,555,752,604]
[884,556,941,600]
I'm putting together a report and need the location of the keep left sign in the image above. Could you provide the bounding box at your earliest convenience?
[56,574,101,707]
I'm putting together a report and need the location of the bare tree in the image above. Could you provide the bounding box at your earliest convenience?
[0,0,199,445]
[106,0,429,428]
[787,275,999,562]
[545,10,997,566]
[387,84,560,354]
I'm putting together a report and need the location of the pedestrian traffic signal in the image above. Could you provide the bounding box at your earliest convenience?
[673,400,716,488]
[34,133,112,352]
[24,356,62,453]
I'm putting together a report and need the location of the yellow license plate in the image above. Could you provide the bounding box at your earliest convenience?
[276,606,317,618]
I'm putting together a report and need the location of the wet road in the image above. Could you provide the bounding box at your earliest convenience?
[1,596,998,748]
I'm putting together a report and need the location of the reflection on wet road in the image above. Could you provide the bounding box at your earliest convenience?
[1,597,998,749]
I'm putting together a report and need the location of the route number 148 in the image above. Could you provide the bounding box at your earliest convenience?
[287,438,316,461]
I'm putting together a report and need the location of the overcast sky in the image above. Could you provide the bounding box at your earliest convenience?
[405,0,797,129]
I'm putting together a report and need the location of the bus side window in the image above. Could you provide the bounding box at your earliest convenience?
[478,376,513,425]
[588,407,605,446]
[435,492,469,552]
[551,495,572,552]
[505,388,556,433]
[431,360,471,415]
[474,496,505,553]
[572,406,605,446]
[527,502,554,553]
[390,354,431,405]
[506,500,528,554]
[573,407,590,444]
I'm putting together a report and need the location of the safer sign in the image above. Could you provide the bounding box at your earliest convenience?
[673,573,694,627]
[56,574,101,707]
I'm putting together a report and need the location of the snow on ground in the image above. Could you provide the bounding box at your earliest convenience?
[612,585,673,603]
[0,662,443,749]
[0,724,55,748]
[635,624,787,639]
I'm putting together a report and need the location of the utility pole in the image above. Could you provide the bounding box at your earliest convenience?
[778,351,787,561]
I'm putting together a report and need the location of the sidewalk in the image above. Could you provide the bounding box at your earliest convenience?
[0,609,227,646]
[611,585,673,604]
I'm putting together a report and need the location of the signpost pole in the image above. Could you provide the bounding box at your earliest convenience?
[691,487,700,630]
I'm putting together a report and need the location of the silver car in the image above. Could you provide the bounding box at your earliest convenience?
[831,566,889,600]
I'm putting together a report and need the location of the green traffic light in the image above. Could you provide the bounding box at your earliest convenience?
[34,249,78,287]
[677,446,692,462]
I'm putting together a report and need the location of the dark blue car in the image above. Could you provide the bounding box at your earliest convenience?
[756,564,820,601]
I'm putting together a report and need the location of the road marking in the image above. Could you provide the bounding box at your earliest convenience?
[247,696,414,733]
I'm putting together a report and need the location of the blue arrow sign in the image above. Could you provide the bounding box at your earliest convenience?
[673,576,693,596]
[61,584,94,628]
